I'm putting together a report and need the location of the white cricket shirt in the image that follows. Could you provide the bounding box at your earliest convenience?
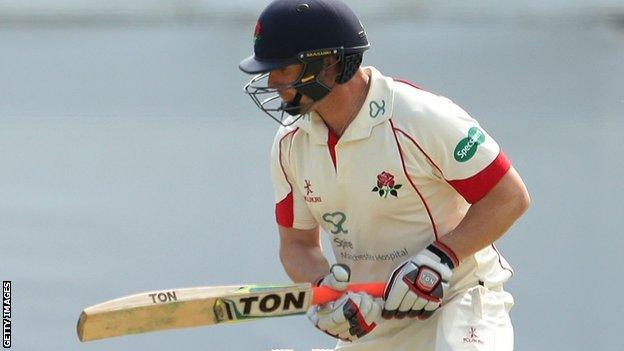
[270,66,514,296]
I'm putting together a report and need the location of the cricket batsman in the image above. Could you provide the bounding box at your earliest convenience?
[238,1,530,350]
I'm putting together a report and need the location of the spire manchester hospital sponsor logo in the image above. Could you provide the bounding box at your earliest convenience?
[3,281,11,349]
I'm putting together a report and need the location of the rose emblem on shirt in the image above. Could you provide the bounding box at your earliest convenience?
[372,171,402,198]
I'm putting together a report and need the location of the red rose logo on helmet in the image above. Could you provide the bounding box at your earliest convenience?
[253,21,261,43]
[372,171,402,198]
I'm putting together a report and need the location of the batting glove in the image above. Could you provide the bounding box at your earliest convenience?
[307,264,381,342]
[382,241,459,320]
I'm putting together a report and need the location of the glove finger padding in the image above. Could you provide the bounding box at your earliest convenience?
[382,261,413,314]
[396,289,418,318]
[307,291,381,342]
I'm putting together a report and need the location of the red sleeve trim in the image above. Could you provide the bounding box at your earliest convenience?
[276,192,294,227]
[274,128,299,228]
[448,151,511,204]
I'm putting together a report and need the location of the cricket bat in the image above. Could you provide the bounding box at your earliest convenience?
[77,282,385,342]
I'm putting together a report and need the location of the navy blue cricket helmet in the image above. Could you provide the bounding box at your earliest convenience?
[239,0,370,126]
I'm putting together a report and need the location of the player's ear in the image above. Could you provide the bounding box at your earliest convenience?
[329,56,341,73]
[320,56,341,84]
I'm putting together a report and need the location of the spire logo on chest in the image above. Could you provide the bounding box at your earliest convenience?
[303,179,322,203]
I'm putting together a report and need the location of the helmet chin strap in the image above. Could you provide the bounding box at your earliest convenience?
[281,93,303,116]
[281,57,335,116]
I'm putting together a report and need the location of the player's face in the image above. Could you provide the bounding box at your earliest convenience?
[268,63,306,102]
[265,58,339,116]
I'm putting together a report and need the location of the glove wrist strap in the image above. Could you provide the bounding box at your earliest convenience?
[427,241,460,269]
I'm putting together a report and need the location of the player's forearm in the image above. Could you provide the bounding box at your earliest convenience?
[280,240,330,284]
[439,167,530,261]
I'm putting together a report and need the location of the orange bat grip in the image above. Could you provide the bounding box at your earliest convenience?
[311,282,386,305]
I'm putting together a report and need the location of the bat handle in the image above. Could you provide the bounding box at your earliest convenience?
[311,282,386,305]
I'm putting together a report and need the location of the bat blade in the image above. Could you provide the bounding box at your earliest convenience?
[77,282,384,342]
[77,283,312,342]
